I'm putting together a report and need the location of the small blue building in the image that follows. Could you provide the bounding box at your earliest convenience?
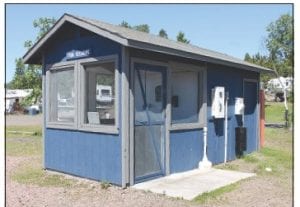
[23,13,273,187]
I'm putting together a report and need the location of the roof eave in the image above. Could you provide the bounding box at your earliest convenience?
[127,39,275,74]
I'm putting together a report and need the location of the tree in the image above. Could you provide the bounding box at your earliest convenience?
[158,29,168,39]
[33,17,57,40]
[244,13,293,85]
[266,14,293,77]
[119,21,131,29]
[9,17,56,105]
[244,53,273,86]
[133,24,150,33]
[120,21,150,33]
[176,31,190,44]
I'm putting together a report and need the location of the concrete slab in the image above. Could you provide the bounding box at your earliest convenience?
[132,168,255,200]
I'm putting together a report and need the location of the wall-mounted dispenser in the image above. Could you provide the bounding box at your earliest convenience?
[211,86,225,118]
[234,97,245,115]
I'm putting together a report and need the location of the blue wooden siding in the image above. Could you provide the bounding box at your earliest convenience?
[244,81,259,153]
[170,129,203,173]
[45,129,122,185]
[43,27,123,185]
[45,33,121,65]
[206,64,259,164]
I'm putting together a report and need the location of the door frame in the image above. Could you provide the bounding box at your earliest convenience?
[129,58,170,185]
[243,79,260,151]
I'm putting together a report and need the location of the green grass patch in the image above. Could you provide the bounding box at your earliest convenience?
[6,125,42,138]
[193,182,239,204]
[12,164,77,187]
[254,147,292,176]
[243,154,259,163]
[215,163,239,171]
[6,136,42,156]
[100,182,111,189]
[265,128,292,142]
[6,125,42,156]
[265,102,293,123]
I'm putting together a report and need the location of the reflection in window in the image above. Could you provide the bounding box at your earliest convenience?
[171,71,199,124]
[84,62,115,125]
[50,69,75,123]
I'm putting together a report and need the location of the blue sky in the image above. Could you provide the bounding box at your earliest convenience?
[5,4,292,82]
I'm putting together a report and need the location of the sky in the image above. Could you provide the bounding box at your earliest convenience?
[5,3,292,82]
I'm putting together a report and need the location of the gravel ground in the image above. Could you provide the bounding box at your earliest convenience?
[6,156,195,207]
[6,155,292,207]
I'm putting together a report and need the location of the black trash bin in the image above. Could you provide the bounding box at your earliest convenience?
[235,127,247,157]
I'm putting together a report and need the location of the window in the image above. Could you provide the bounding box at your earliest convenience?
[171,69,200,124]
[49,68,75,123]
[82,61,116,126]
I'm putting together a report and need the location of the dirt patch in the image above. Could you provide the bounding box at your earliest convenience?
[220,176,292,207]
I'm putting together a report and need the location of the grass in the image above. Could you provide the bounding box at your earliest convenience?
[6,125,42,157]
[193,182,239,204]
[255,147,292,176]
[243,154,260,163]
[6,124,81,187]
[215,163,239,171]
[12,163,78,188]
[6,125,42,138]
[265,102,293,123]
[100,182,111,190]
[201,102,293,204]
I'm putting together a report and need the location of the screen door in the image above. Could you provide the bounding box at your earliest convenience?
[134,62,167,182]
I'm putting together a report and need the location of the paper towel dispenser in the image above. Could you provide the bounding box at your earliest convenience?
[211,86,225,118]
[235,97,245,115]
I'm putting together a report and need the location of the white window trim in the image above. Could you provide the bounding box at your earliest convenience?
[78,55,119,134]
[169,61,207,131]
[46,61,78,130]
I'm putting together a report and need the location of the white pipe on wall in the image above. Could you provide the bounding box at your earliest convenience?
[198,126,212,170]
[224,92,229,164]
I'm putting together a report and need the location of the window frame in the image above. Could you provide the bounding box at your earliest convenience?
[169,61,207,131]
[46,61,78,130]
[78,55,119,134]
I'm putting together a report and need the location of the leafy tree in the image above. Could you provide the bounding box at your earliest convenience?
[9,17,56,105]
[120,21,150,33]
[266,14,293,77]
[133,24,150,33]
[158,29,168,39]
[33,17,57,40]
[244,53,273,87]
[119,21,131,29]
[244,13,293,88]
[176,31,190,44]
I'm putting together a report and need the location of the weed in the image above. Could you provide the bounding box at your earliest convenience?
[265,102,293,124]
[100,182,111,190]
[193,182,239,204]
[243,154,259,163]
[6,125,42,139]
[215,163,239,171]
[6,137,41,156]
[12,165,76,187]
